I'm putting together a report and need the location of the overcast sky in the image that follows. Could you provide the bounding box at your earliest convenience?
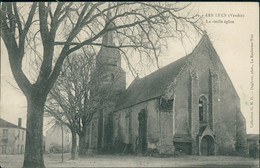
[1,2,259,134]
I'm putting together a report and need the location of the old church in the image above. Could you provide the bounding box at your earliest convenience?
[85,30,247,156]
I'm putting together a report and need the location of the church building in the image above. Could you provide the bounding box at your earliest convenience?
[86,29,247,156]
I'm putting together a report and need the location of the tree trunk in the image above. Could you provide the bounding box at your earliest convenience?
[78,133,86,156]
[78,116,87,156]
[23,94,46,168]
[71,130,77,160]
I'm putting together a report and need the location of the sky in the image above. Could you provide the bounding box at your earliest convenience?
[1,2,259,134]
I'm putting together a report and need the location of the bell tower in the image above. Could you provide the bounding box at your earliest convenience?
[94,9,126,153]
[95,17,126,93]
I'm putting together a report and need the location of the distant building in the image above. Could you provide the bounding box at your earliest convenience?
[45,124,72,153]
[0,118,26,154]
[247,134,259,158]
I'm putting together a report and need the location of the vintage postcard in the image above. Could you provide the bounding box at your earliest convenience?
[0,2,259,168]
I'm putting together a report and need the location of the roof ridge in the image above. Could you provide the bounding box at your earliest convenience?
[188,33,210,56]
[0,118,26,130]
[137,55,190,82]
[126,76,140,90]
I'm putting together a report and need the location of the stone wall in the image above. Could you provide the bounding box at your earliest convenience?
[190,68,199,155]
[165,36,246,156]
[188,37,244,155]
[174,66,190,135]
[113,98,175,154]
[159,110,174,154]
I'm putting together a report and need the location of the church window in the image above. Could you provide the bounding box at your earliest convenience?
[199,96,207,122]
[159,97,173,112]
[199,100,203,122]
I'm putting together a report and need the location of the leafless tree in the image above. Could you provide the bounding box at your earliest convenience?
[1,2,202,167]
[44,53,91,159]
[45,51,116,159]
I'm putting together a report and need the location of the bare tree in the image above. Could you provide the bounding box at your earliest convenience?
[44,53,90,159]
[1,2,202,167]
[45,51,118,159]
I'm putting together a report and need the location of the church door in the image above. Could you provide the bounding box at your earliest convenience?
[201,135,214,156]
[138,109,147,155]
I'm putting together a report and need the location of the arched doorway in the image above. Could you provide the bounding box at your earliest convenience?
[201,135,214,156]
[138,109,147,155]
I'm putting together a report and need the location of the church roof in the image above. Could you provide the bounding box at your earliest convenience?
[0,118,26,130]
[116,56,191,111]
[115,34,208,111]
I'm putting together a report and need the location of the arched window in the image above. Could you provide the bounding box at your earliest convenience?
[199,96,207,122]
[199,99,204,122]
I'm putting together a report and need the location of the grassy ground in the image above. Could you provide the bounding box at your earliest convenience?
[0,153,258,168]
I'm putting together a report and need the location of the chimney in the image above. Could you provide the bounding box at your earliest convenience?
[18,118,22,127]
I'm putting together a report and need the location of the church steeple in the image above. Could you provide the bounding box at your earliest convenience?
[95,6,126,92]
[96,7,121,68]
[101,7,114,47]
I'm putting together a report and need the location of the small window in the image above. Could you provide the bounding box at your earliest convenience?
[3,129,8,139]
[18,130,20,140]
[2,145,7,154]
[22,131,24,141]
[159,98,173,112]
